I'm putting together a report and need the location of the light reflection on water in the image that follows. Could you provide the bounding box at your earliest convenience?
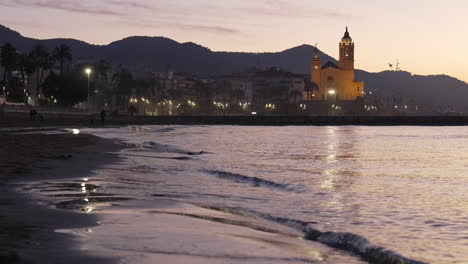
[48,126,468,263]
[136,125,468,264]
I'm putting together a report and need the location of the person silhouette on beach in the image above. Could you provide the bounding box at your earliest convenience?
[29,109,37,121]
[100,110,107,125]
[0,102,4,120]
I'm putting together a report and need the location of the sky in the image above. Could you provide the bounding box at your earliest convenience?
[1,0,467,82]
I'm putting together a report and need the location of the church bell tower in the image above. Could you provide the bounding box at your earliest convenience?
[339,27,354,70]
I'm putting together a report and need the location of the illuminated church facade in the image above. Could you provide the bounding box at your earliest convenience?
[310,27,364,101]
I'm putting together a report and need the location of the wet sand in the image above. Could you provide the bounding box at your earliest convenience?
[0,131,364,264]
[0,132,122,263]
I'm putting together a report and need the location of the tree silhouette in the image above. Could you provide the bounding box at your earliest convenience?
[52,44,72,75]
[288,89,304,114]
[112,67,134,107]
[1,42,18,99]
[42,70,87,106]
[17,52,35,101]
[94,59,110,81]
[94,59,111,106]
[29,44,52,105]
[289,89,303,105]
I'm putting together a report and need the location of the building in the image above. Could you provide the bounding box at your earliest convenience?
[219,67,305,112]
[310,27,364,101]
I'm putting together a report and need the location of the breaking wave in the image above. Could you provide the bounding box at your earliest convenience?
[249,210,428,264]
[199,205,428,264]
[204,170,302,193]
[143,141,207,156]
[303,227,428,264]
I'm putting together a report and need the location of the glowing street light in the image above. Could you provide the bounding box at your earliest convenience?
[85,68,92,112]
[328,90,336,95]
[265,103,276,110]
[187,100,196,107]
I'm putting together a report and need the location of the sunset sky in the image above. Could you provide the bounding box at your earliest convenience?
[1,0,467,82]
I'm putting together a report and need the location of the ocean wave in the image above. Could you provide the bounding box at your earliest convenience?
[143,141,207,156]
[153,127,176,133]
[204,170,301,193]
[303,227,428,264]
[255,212,429,264]
[123,153,194,161]
[205,205,427,264]
[231,207,314,231]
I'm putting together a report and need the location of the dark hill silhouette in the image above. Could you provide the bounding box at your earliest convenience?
[0,25,336,75]
[0,25,98,58]
[356,70,468,110]
[1,24,468,111]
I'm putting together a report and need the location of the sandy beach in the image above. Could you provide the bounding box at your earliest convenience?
[0,132,122,263]
[1,130,359,264]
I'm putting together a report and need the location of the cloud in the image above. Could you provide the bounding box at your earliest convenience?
[125,19,241,35]
[173,24,239,34]
[105,0,152,10]
[0,0,125,16]
[1,19,48,29]
[0,0,355,39]
[0,0,242,36]
[236,6,357,20]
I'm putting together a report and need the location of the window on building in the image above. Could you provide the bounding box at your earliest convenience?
[357,86,360,91]
[328,76,334,82]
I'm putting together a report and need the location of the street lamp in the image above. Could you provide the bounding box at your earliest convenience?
[85,68,92,112]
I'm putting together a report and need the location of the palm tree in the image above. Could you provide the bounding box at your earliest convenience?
[1,42,18,98]
[29,44,52,105]
[112,67,134,109]
[94,59,110,81]
[93,60,111,108]
[288,89,304,114]
[17,53,35,100]
[289,89,303,105]
[52,44,72,75]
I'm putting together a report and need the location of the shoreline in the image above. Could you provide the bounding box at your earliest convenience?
[0,127,428,264]
[0,132,123,263]
[0,129,365,264]
[4,112,468,127]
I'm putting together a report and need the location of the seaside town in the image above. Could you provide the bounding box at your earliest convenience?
[0,28,458,120]
[3,1,468,264]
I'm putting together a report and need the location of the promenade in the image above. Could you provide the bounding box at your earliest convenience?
[2,108,468,127]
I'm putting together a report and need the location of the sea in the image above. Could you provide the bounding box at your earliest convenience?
[19,126,468,263]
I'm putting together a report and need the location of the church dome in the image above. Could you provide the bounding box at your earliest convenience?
[341,27,353,45]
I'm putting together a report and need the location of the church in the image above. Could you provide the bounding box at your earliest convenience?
[310,27,364,101]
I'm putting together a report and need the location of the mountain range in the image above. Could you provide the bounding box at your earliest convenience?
[1,24,468,111]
